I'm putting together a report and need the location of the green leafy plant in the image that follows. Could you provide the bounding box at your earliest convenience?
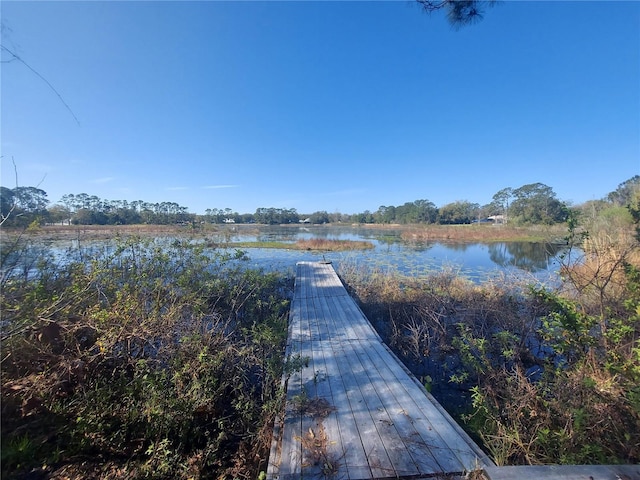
[1,235,292,479]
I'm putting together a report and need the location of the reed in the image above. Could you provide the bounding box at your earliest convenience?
[400,224,563,243]
[226,238,374,251]
[339,243,640,466]
[294,238,374,251]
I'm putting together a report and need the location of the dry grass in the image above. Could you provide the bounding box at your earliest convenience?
[340,247,640,466]
[224,238,375,251]
[292,395,340,476]
[0,223,563,245]
[339,263,532,364]
[294,238,374,251]
[400,224,563,243]
[0,224,197,243]
[560,229,639,314]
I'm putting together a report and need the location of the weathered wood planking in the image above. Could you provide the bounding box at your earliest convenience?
[267,261,492,479]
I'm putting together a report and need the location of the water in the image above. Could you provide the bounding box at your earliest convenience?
[2,225,569,285]
[212,225,568,284]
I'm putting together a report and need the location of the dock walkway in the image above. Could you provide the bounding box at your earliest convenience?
[267,261,492,479]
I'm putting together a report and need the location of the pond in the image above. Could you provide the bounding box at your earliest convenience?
[208,225,569,284]
[3,224,570,285]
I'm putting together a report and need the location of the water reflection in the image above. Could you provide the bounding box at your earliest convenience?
[224,225,570,283]
[404,242,434,253]
[4,225,571,285]
[488,242,565,272]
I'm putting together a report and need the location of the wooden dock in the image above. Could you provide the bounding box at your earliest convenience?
[267,261,493,479]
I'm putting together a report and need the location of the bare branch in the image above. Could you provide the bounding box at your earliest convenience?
[0,157,19,226]
[1,44,80,126]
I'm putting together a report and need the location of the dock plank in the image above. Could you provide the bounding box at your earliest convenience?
[267,261,492,480]
[314,295,373,480]
[324,293,440,475]
[306,296,348,480]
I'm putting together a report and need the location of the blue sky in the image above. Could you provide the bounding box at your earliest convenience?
[1,1,638,215]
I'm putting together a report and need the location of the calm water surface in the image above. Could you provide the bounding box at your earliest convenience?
[13,225,568,285]
[214,225,568,283]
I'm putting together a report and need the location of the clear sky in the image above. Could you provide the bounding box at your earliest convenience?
[1,1,638,215]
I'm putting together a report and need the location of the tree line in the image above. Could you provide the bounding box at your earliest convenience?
[1,178,638,228]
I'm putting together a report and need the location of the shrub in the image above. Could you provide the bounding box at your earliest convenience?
[341,232,640,465]
[1,235,292,479]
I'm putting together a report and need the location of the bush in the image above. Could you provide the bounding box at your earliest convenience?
[341,234,640,465]
[1,236,292,479]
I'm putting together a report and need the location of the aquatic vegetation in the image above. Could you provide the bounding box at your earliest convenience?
[341,218,640,466]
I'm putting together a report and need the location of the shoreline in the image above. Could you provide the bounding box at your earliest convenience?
[0,222,566,244]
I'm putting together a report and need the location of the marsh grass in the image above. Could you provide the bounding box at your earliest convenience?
[227,238,374,251]
[339,232,640,466]
[400,224,563,243]
[1,222,564,245]
[294,238,374,251]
